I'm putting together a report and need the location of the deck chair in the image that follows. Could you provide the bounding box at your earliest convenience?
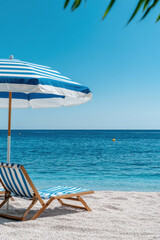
[0,162,94,221]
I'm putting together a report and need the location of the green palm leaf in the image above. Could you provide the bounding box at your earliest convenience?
[64,0,70,9]
[102,0,116,20]
[72,0,82,11]
[141,0,159,20]
[63,0,160,23]
[156,14,160,22]
[143,0,150,10]
[127,0,145,24]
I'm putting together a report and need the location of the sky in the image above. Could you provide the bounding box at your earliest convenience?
[0,0,160,129]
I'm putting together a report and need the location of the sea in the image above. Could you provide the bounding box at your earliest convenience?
[0,130,160,192]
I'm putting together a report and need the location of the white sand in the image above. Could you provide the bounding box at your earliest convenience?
[0,191,160,240]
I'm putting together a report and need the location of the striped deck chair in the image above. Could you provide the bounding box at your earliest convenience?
[0,162,94,221]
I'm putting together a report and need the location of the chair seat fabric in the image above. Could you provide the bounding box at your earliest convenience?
[38,186,87,199]
[0,162,33,199]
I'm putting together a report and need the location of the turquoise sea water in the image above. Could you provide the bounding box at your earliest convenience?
[0,130,160,192]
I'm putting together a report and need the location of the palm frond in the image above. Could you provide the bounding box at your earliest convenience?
[143,0,150,10]
[102,0,116,20]
[63,0,160,24]
[64,0,70,8]
[141,0,159,20]
[127,0,146,24]
[72,0,82,11]
[156,13,160,22]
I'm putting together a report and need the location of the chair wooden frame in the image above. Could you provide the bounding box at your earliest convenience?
[0,165,94,221]
[0,190,14,202]
[0,190,5,196]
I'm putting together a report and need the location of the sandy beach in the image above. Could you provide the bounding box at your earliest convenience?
[0,191,159,240]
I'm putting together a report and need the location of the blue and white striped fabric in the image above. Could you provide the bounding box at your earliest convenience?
[0,59,92,108]
[0,162,33,198]
[38,186,87,199]
[0,162,88,200]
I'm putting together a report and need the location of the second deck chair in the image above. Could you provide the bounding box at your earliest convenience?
[0,187,5,196]
[0,162,94,221]
[0,187,14,201]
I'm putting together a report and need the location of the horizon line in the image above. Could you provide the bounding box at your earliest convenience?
[1,129,160,131]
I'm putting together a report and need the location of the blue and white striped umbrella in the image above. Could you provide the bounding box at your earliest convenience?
[0,57,92,165]
[0,58,92,108]
[0,57,92,209]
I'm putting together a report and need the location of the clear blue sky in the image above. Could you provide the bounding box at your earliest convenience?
[0,0,160,129]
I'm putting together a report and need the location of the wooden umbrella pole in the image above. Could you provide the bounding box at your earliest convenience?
[7,92,12,210]
[7,92,12,164]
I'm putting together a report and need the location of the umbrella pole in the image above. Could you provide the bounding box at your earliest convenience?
[7,92,12,210]
[7,92,12,164]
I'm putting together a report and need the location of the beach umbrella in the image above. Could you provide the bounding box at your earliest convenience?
[0,56,92,164]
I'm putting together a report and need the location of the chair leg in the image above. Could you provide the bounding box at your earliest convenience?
[0,197,38,221]
[0,197,54,221]
[0,195,92,221]
[31,198,55,220]
[0,197,10,209]
[0,192,14,201]
[58,199,64,205]
[58,196,92,211]
[77,196,92,211]
[21,198,38,221]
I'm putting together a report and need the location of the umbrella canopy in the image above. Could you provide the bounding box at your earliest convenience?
[0,58,92,108]
[0,56,92,163]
